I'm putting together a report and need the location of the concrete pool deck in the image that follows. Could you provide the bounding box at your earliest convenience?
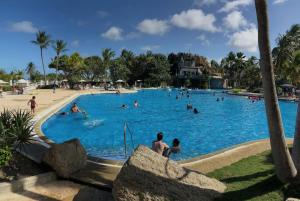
[2,88,294,190]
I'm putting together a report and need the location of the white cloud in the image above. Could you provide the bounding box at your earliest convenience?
[137,19,170,35]
[101,26,123,41]
[223,11,247,30]
[97,10,108,18]
[9,21,38,33]
[273,0,288,4]
[141,45,160,51]
[171,9,219,32]
[194,0,216,6]
[219,0,252,12]
[71,40,79,47]
[229,26,258,52]
[197,34,210,45]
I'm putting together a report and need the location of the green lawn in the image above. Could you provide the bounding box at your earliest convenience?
[208,151,300,201]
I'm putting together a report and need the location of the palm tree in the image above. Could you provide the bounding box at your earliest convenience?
[53,40,67,90]
[31,31,51,84]
[25,62,36,81]
[102,48,115,81]
[255,0,297,183]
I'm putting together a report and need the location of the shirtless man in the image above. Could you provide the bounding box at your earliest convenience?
[28,96,37,113]
[152,132,169,155]
[71,103,81,113]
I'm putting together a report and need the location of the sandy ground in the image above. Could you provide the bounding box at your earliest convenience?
[0,88,135,115]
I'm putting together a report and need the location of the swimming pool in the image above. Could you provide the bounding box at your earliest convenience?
[41,89,297,161]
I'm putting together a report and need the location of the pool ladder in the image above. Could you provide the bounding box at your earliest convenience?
[123,122,135,158]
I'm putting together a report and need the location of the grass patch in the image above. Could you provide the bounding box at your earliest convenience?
[208,151,300,201]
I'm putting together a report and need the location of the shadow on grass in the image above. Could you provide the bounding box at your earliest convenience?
[217,175,283,201]
[221,169,274,183]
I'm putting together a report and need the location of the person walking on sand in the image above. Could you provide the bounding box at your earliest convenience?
[28,96,37,114]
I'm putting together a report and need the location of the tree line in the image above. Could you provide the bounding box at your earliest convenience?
[1,24,300,90]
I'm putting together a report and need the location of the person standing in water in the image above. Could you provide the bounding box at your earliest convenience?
[152,132,169,155]
[134,100,139,108]
[28,96,37,114]
[163,138,181,158]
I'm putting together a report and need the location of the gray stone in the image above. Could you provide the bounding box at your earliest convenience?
[42,138,87,178]
[113,145,226,201]
[73,186,114,201]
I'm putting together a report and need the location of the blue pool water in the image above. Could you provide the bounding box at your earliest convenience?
[42,89,297,161]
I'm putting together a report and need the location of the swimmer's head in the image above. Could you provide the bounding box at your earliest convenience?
[157,132,163,141]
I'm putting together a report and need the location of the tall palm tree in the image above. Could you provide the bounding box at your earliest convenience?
[25,62,36,81]
[31,31,51,84]
[53,40,67,89]
[255,0,297,183]
[102,48,115,81]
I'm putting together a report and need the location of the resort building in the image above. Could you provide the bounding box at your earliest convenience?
[176,57,226,89]
[177,56,203,78]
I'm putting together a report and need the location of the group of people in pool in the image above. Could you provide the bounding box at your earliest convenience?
[152,132,180,158]
[121,100,139,109]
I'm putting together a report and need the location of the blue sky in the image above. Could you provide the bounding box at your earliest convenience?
[0,0,299,73]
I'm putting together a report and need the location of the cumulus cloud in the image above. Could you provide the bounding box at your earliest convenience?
[196,34,210,46]
[223,11,247,30]
[141,45,160,51]
[171,9,219,32]
[219,0,252,12]
[71,40,79,47]
[273,0,288,4]
[229,26,258,52]
[194,0,216,6]
[137,19,170,35]
[101,26,123,41]
[9,21,38,33]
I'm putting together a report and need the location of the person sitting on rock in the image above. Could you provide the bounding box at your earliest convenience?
[152,132,169,156]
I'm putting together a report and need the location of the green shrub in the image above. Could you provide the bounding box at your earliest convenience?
[232,88,242,93]
[1,85,12,92]
[0,146,12,168]
[0,109,34,150]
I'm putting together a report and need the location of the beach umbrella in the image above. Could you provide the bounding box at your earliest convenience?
[116,79,125,83]
[0,80,8,85]
[62,79,68,82]
[16,79,29,84]
[79,79,85,82]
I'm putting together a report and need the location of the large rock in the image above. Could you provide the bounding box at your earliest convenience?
[42,138,87,178]
[113,145,226,201]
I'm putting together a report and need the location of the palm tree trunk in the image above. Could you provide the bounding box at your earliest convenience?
[292,101,300,172]
[54,53,59,92]
[40,47,46,84]
[255,0,297,183]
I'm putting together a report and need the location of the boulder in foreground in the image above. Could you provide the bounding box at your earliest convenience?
[42,138,87,178]
[113,145,226,201]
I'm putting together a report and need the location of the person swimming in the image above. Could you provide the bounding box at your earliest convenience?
[221,97,224,101]
[121,104,128,109]
[176,95,179,100]
[134,100,139,108]
[186,103,193,110]
[71,103,81,113]
[58,111,68,116]
[193,108,199,114]
[216,98,220,102]
[163,138,181,158]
